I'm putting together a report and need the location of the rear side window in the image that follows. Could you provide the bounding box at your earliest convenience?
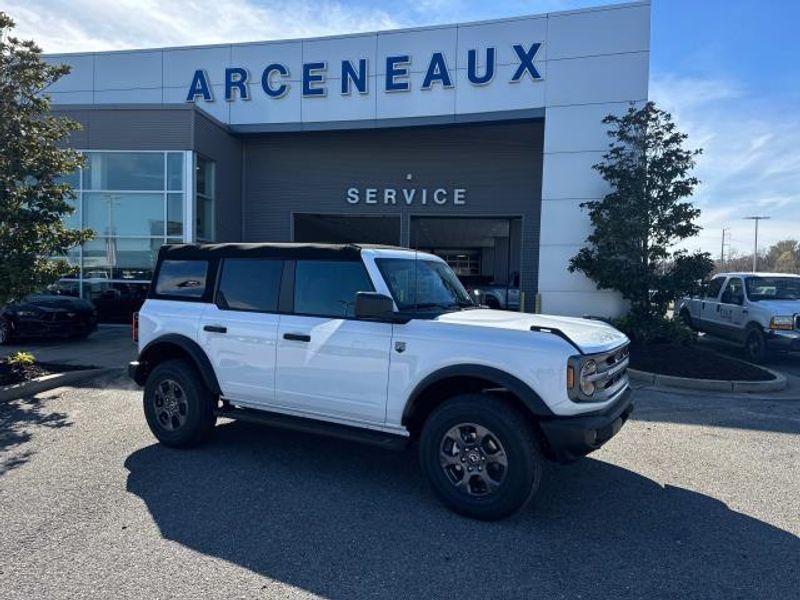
[705,277,724,300]
[294,260,374,317]
[154,260,208,298]
[217,259,284,312]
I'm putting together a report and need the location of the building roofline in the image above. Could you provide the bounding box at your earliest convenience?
[43,1,650,58]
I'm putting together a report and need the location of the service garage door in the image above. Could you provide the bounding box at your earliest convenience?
[242,120,544,301]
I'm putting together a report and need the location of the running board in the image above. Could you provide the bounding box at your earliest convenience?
[215,406,409,451]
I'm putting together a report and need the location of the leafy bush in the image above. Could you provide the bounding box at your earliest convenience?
[7,351,36,366]
[611,313,695,347]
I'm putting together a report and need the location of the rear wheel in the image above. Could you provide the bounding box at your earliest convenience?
[744,328,767,364]
[419,393,542,521]
[143,359,217,447]
[0,317,11,345]
[679,309,694,330]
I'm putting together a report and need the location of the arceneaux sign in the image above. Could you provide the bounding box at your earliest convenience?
[186,43,543,102]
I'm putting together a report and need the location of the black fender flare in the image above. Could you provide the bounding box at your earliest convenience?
[402,364,554,426]
[136,334,221,394]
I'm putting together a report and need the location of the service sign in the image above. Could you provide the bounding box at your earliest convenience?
[185,43,543,103]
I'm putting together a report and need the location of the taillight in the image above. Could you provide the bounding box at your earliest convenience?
[132,312,139,343]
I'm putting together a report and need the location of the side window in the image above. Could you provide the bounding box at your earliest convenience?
[154,260,208,298]
[705,277,724,300]
[217,259,284,312]
[721,277,744,305]
[294,260,374,318]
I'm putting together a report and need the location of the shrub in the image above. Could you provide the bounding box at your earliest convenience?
[612,314,695,347]
[7,351,36,366]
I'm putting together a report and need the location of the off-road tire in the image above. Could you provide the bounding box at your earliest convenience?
[419,393,543,521]
[143,359,217,448]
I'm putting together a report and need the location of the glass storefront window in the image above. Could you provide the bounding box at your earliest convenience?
[57,150,190,323]
[82,152,165,191]
[167,153,184,191]
[195,156,215,242]
[167,193,183,236]
[83,192,166,237]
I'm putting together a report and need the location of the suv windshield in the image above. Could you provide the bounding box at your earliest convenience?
[376,258,475,311]
[745,276,800,301]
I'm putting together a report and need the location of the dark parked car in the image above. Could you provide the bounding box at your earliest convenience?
[0,295,98,345]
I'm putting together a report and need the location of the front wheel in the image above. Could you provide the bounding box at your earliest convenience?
[419,393,543,521]
[143,359,217,448]
[744,328,767,364]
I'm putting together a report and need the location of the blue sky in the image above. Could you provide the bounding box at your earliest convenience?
[5,0,799,257]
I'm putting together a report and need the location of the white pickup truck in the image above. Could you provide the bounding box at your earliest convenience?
[129,243,632,520]
[676,272,800,363]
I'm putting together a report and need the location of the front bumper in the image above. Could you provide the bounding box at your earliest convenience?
[539,387,633,463]
[766,330,800,352]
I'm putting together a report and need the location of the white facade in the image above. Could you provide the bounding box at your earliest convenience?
[46,1,651,317]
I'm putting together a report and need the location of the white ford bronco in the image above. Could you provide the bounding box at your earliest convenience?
[129,243,633,520]
[676,272,800,363]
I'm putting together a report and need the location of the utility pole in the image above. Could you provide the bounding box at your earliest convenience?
[720,228,729,268]
[744,216,771,273]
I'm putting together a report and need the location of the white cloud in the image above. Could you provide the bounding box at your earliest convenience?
[651,74,800,258]
[3,0,400,53]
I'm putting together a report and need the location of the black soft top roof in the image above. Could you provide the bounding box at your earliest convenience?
[158,242,404,262]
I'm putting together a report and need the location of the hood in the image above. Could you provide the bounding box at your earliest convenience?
[434,309,628,354]
[751,299,800,315]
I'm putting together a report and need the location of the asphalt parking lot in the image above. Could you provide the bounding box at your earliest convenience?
[1,373,798,599]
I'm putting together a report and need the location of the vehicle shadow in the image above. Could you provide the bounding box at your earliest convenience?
[125,421,799,598]
[0,394,71,477]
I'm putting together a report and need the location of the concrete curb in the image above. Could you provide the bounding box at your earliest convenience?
[0,367,112,402]
[629,367,788,393]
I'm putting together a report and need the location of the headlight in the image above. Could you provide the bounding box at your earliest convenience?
[769,316,794,331]
[16,310,38,317]
[579,359,597,396]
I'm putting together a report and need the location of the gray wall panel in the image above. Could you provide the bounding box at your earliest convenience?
[193,112,243,242]
[54,107,194,150]
[243,120,544,300]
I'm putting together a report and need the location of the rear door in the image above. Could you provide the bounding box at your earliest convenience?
[700,276,725,334]
[198,258,284,406]
[274,259,392,425]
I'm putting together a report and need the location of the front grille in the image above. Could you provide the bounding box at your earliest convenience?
[570,342,630,402]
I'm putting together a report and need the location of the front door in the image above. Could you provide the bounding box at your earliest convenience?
[274,259,392,425]
[717,277,747,341]
[198,258,285,406]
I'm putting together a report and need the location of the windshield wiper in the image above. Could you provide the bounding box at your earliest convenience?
[413,302,463,311]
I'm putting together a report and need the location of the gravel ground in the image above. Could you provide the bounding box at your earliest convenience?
[1,373,798,599]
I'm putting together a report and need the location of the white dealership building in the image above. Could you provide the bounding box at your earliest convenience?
[45,1,650,322]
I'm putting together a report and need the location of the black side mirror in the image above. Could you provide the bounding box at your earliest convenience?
[355,292,395,321]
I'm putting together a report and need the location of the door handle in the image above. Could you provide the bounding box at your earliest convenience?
[203,325,227,333]
[283,333,311,342]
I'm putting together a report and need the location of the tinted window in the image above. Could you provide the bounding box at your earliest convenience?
[294,260,373,317]
[721,278,744,304]
[154,260,208,297]
[217,259,283,312]
[705,277,724,300]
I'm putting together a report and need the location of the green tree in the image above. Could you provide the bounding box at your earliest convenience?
[569,101,713,323]
[765,239,799,274]
[0,11,91,307]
